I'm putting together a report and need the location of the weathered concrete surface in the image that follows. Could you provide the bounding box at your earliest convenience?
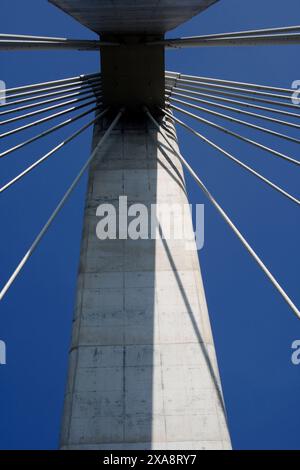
[60,116,231,450]
[49,1,219,34]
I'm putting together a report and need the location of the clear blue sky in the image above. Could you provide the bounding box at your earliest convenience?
[0,0,299,450]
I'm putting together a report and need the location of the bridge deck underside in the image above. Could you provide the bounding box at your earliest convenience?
[49,0,219,34]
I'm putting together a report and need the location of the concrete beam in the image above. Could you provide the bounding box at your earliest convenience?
[49,1,219,34]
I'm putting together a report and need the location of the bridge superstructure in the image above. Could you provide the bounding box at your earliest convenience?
[1,0,300,451]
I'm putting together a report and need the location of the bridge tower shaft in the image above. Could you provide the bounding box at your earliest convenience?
[50,0,231,450]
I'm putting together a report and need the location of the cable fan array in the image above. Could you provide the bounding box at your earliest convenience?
[0,71,124,299]
[142,69,300,319]
[0,20,299,319]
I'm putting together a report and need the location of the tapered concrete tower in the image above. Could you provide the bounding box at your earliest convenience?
[50,0,231,450]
